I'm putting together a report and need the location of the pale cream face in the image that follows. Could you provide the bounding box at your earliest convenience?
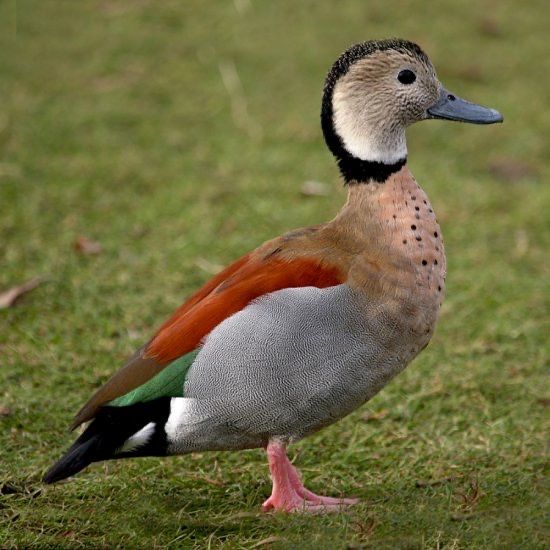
[332,49,440,164]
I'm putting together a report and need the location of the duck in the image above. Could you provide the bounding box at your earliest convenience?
[43,38,502,513]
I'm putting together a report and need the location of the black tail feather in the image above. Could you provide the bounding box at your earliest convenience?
[43,397,171,484]
[43,434,103,484]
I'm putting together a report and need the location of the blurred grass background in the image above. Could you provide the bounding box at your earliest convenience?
[0,0,548,547]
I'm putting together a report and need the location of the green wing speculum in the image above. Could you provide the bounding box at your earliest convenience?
[110,350,199,407]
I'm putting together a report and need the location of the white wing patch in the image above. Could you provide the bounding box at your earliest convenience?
[117,421,156,454]
[164,398,199,441]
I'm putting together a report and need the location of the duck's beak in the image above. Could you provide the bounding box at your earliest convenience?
[427,88,503,124]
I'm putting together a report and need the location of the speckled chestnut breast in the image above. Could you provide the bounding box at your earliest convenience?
[330,165,446,359]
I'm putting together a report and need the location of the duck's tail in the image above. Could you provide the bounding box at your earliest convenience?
[43,397,172,484]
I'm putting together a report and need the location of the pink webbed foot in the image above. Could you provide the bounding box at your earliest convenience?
[261,440,359,514]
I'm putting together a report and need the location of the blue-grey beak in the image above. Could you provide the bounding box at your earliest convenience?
[427,88,503,124]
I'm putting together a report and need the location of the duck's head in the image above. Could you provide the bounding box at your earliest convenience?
[322,39,503,184]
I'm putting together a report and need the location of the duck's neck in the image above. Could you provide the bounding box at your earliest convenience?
[333,164,446,285]
[337,164,439,240]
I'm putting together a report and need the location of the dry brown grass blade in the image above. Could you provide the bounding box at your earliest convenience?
[361,409,389,422]
[185,473,225,487]
[250,536,285,548]
[0,277,45,309]
[488,158,536,183]
[415,476,453,488]
[195,257,224,275]
[300,180,330,197]
[74,235,102,255]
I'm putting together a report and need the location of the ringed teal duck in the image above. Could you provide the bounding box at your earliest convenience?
[44,39,502,513]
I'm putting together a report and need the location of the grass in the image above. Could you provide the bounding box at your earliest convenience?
[1,0,548,547]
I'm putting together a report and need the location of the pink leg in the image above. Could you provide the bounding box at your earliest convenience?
[284,455,359,506]
[261,440,359,513]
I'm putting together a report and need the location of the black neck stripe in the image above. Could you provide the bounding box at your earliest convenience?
[335,155,407,185]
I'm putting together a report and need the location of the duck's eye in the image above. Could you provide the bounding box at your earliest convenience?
[398,69,416,85]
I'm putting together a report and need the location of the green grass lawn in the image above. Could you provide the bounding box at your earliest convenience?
[1,1,548,547]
